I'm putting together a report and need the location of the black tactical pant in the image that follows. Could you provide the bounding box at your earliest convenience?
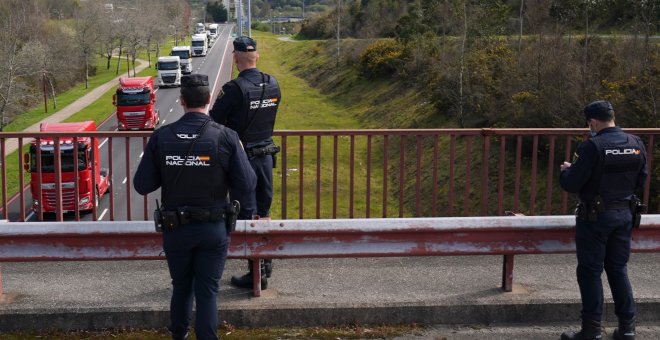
[575,208,635,322]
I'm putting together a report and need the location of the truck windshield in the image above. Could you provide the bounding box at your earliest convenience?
[210,29,217,34]
[116,92,150,106]
[158,61,179,70]
[30,148,87,173]
[171,51,190,59]
[192,40,204,47]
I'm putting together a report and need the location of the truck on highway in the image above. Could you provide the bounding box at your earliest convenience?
[156,56,181,87]
[195,22,205,34]
[208,23,219,40]
[24,121,111,214]
[191,34,208,57]
[114,76,159,130]
[170,45,192,74]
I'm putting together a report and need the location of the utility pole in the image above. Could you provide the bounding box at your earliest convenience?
[236,0,243,37]
[247,0,252,37]
[336,0,341,68]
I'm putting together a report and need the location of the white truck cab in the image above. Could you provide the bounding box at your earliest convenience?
[156,56,181,87]
[191,34,208,57]
[170,46,192,74]
[208,23,219,41]
[195,23,205,34]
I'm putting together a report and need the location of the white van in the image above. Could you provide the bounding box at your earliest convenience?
[156,56,181,87]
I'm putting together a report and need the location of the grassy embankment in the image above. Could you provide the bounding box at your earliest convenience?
[255,32,443,218]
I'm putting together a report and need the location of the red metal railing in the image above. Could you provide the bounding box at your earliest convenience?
[2,215,660,297]
[0,129,658,221]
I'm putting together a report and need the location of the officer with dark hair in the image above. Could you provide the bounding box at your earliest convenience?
[559,100,648,340]
[209,36,281,290]
[134,74,256,340]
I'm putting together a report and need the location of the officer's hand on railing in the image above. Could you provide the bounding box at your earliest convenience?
[560,161,572,171]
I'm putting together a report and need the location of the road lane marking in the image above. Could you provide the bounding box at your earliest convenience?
[209,36,232,108]
[169,108,173,112]
[175,99,179,103]
[139,152,143,158]
[99,208,108,220]
[26,211,35,221]
[99,138,109,148]
[122,177,127,184]
[162,119,166,124]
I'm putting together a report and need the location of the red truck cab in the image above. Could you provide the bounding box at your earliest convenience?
[114,76,159,130]
[24,121,111,214]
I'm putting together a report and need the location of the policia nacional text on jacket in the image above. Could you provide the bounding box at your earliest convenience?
[209,36,281,291]
[133,74,257,340]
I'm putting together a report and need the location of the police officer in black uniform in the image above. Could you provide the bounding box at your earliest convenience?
[134,74,256,340]
[209,36,281,290]
[559,100,647,340]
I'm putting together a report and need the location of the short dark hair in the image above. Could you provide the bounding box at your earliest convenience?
[180,74,210,108]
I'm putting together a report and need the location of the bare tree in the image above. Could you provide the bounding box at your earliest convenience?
[165,0,191,46]
[457,1,467,128]
[72,0,102,89]
[97,7,121,70]
[0,0,44,130]
[140,1,169,68]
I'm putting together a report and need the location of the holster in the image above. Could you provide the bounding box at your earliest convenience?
[630,195,646,229]
[246,144,281,160]
[224,200,241,233]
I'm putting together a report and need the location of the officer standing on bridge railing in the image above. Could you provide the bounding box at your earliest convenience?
[133,74,256,340]
[209,36,281,290]
[559,100,648,340]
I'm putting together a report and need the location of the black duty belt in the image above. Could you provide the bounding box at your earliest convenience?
[161,206,225,230]
[580,201,630,210]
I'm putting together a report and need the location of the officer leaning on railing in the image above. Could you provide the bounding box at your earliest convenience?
[559,100,648,340]
[134,74,256,340]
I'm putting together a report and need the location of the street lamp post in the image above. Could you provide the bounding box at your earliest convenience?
[237,0,242,36]
[247,0,252,37]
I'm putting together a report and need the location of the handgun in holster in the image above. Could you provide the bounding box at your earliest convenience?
[224,200,241,233]
[630,195,646,229]
[268,145,280,168]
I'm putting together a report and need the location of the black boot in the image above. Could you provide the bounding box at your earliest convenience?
[170,331,188,340]
[613,317,635,340]
[230,260,268,290]
[560,319,602,340]
[264,259,273,278]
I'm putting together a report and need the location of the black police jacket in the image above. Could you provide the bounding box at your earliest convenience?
[560,126,648,204]
[134,112,257,213]
[209,68,281,143]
